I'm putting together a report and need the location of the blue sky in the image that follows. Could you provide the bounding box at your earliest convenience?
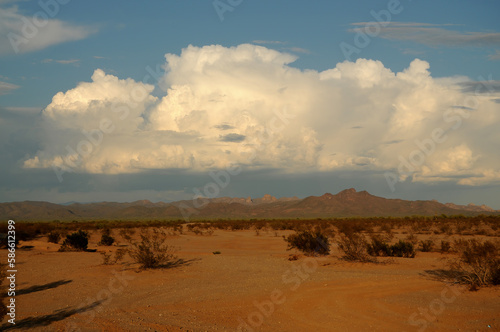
[1,0,500,209]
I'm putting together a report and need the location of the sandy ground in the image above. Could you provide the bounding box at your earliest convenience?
[1,229,499,331]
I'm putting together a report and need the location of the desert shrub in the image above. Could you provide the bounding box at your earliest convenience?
[15,229,38,242]
[98,228,115,246]
[186,224,197,232]
[173,224,183,234]
[253,222,265,234]
[59,230,89,251]
[390,240,416,258]
[47,231,61,244]
[365,236,416,258]
[439,224,452,235]
[420,239,434,252]
[473,228,488,236]
[317,224,336,238]
[228,221,254,231]
[293,223,313,233]
[411,220,433,234]
[100,252,112,265]
[456,223,467,234]
[101,248,126,265]
[9,222,54,242]
[336,220,367,236]
[405,233,419,246]
[336,233,374,262]
[127,228,177,268]
[380,223,394,235]
[366,235,391,257]
[269,220,293,231]
[119,228,136,241]
[114,248,126,262]
[186,224,214,236]
[440,240,452,253]
[285,230,330,256]
[450,239,500,288]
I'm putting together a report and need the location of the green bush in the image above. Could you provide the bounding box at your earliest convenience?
[59,230,89,251]
[284,230,330,256]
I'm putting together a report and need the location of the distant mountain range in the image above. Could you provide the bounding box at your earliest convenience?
[0,188,497,221]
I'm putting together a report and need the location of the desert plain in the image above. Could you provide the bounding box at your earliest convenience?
[1,219,499,332]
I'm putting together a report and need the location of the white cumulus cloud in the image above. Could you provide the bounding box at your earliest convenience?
[23,44,500,186]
